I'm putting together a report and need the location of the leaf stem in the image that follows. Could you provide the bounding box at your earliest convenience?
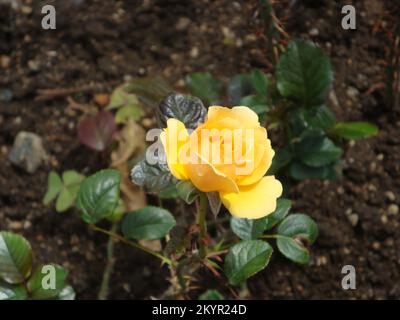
[98,222,117,300]
[198,193,208,258]
[90,224,172,265]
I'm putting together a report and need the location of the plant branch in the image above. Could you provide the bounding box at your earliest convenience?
[197,193,208,258]
[90,224,172,265]
[98,222,117,300]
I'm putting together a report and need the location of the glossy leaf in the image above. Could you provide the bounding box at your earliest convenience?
[276,214,318,264]
[158,92,207,130]
[265,198,292,230]
[131,158,179,199]
[77,111,116,151]
[0,281,27,300]
[185,72,223,105]
[224,240,273,285]
[0,232,32,284]
[76,169,121,224]
[122,206,176,240]
[277,40,333,106]
[304,105,336,130]
[333,122,379,140]
[230,217,268,240]
[27,265,68,300]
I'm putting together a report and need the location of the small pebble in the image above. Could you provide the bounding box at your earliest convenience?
[388,204,399,216]
[309,28,319,36]
[385,191,396,202]
[348,214,359,226]
[377,153,384,161]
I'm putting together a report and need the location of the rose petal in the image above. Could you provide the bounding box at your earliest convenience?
[219,176,283,219]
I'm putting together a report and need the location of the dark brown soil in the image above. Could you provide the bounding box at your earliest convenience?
[1,0,399,299]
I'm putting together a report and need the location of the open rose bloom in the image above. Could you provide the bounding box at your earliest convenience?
[160,106,283,219]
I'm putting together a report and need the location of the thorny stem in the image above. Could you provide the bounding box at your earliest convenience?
[198,193,208,259]
[90,224,172,266]
[98,222,117,300]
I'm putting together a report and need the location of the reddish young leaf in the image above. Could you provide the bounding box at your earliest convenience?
[77,111,116,151]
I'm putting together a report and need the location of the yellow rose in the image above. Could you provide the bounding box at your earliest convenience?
[160,106,282,219]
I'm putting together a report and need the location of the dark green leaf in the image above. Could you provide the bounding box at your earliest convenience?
[0,281,27,300]
[276,214,318,264]
[227,74,253,104]
[239,95,268,115]
[131,158,179,198]
[267,146,293,175]
[304,105,336,130]
[265,198,292,230]
[158,92,207,130]
[76,169,121,224]
[277,40,333,106]
[224,240,273,285]
[250,70,269,95]
[290,161,332,180]
[185,72,223,105]
[230,217,268,240]
[122,206,176,240]
[27,265,68,300]
[294,129,342,167]
[333,122,379,140]
[0,232,32,284]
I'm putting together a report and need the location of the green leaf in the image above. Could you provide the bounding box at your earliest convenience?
[0,232,32,284]
[239,95,268,115]
[224,240,273,285]
[333,122,379,140]
[250,70,269,95]
[267,146,293,175]
[157,92,207,130]
[57,285,76,300]
[76,169,121,224]
[265,198,292,230]
[176,181,198,204]
[198,289,224,300]
[294,129,342,167]
[0,281,27,300]
[44,171,84,212]
[185,72,223,105]
[55,188,76,212]
[43,171,63,205]
[290,161,332,180]
[230,217,268,240]
[122,206,176,240]
[131,159,179,198]
[277,40,333,106]
[227,74,253,104]
[27,265,68,300]
[276,214,318,264]
[115,104,144,123]
[304,105,336,130]
[107,198,126,223]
